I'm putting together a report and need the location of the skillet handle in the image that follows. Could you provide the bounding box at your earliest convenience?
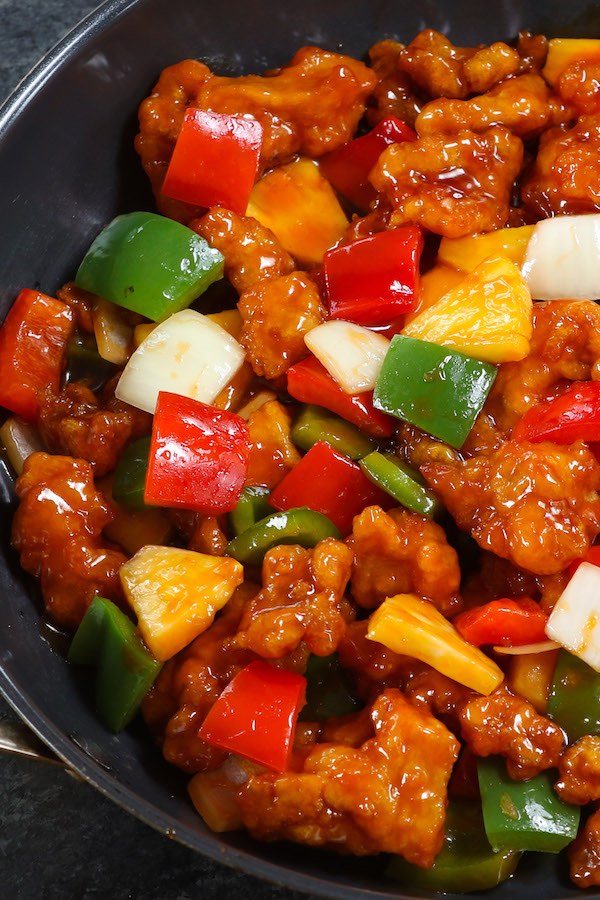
[0,718,64,767]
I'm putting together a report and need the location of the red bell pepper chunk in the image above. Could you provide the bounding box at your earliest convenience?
[287,356,394,438]
[0,288,74,422]
[324,227,423,326]
[269,440,389,534]
[320,116,415,211]
[198,661,306,772]
[512,382,600,444]
[454,598,548,647]
[145,391,250,514]
[569,546,600,578]
[162,109,262,214]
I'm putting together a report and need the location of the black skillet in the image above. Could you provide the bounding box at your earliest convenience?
[0,0,598,896]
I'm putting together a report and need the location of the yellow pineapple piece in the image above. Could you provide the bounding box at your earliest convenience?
[207,309,244,340]
[120,545,243,660]
[402,255,532,363]
[543,38,600,87]
[438,225,534,273]
[246,158,348,265]
[507,650,559,714]
[405,265,465,325]
[367,594,504,695]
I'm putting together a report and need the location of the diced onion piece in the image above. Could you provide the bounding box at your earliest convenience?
[367,594,504,695]
[236,390,277,421]
[403,256,532,364]
[92,297,132,365]
[493,640,560,656]
[115,309,246,414]
[0,416,45,475]
[120,545,243,660]
[188,769,243,833]
[305,320,390,394]
[521,215,600,301]
[545,562,600,671]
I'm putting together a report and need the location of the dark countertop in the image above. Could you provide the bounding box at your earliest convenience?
[0,4,307,897]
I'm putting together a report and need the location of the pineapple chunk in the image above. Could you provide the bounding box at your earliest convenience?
[438,226,534,273]
[367,594,504,694]
[402,255,532,363]
[367,594,504,695]
[507,650,559,714]
[246,158,348,265]
[207,309,244,340]
[543,38,600,87]
[405,265,464,325]
[120,545,243,660]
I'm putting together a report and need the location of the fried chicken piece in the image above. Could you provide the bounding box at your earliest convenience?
[347,506,461,615]
[136,50,376,219]
[337,620,416,699]
[422,440,600,576]
[522,114,600,217]
[556,736,600,805]
[192,208,294,295]
[366,40,422,129]
[397,30,521,100]
[416,74,568,139]
[464,299,600,455]
[168,510,229,556]
[405,667,475,730]
[557,60,600,116]
[56,282,95,333]
[142,585,259,773]
[237,689,459,865]
[11,453,127,629]
[238,271,325,379]
[515,31,548,72]
[396,422,460,469]
[570,809,600,887]
[460,686,565,780]
[245,399,300,490]
[370,126,523,237]
[37,381,150,477]
[229,539,353,658]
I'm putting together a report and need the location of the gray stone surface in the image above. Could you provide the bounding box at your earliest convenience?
[0,3,309,896]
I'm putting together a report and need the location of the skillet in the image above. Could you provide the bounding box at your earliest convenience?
[1,0,600,896]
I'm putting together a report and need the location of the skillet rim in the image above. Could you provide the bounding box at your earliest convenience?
[0,3,592,898]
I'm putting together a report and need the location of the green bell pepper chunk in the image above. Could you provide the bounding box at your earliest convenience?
[477,757,580,853]
[547,649,600,742]
[228,485,274,538]
[68,596,162,733]
[66,333,116,392]
[226,507,341,566]
[292,405,375,460]
[359,451,441,518]
[75,212,224,322]
[112,435,152,510]
[373,335,497,449]
[300,653,361,722]
[387,801,521,893]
